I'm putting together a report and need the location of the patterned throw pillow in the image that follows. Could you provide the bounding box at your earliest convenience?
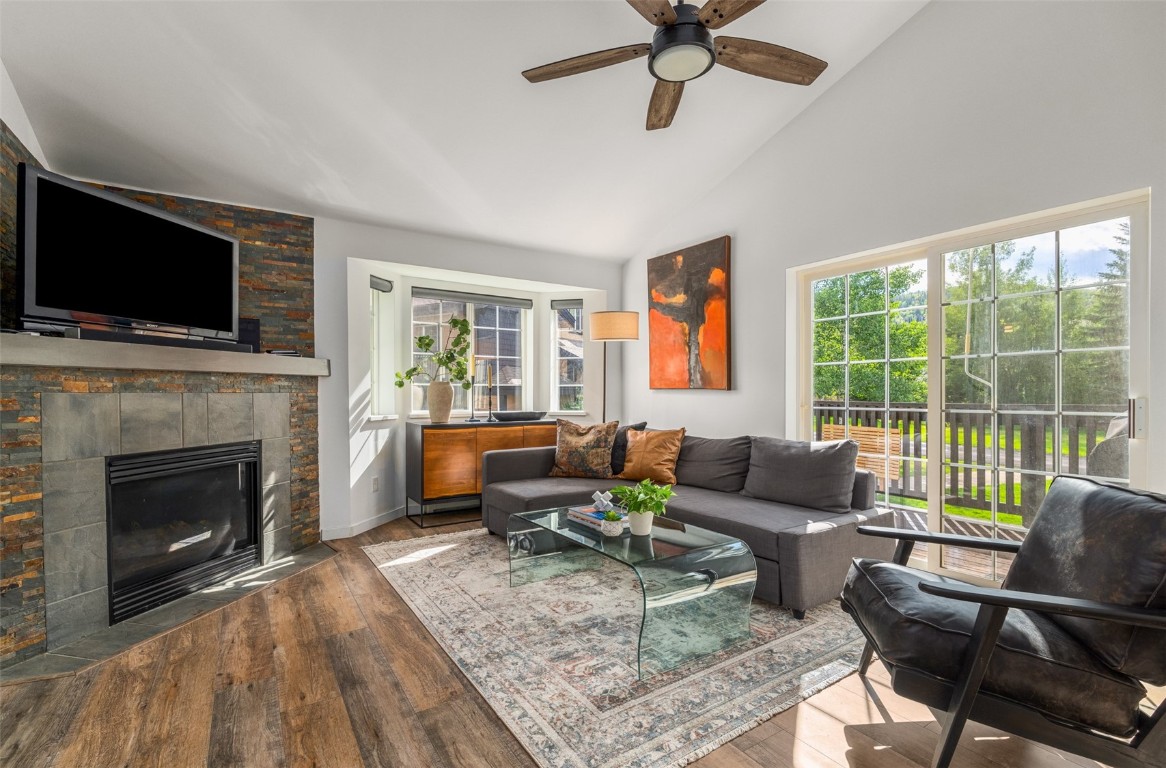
[549,419,619,478]
[618,427,686,485]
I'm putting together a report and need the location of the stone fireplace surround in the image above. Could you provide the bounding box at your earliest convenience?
[0,336,327,670]
[42,390,293,650]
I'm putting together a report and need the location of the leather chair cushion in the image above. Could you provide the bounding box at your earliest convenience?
[842,558,1146,737]
[1003,476,1166,684]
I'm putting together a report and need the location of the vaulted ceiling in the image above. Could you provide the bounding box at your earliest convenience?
[1,1,927,260]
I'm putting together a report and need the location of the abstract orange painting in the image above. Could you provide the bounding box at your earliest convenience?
[647,236,731,390]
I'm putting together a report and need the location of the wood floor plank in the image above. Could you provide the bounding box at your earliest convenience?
[303,560,366,637]
[689,742,768,768]
[415,690,539,768]
[282,695,365,768]
[0,669,97,768]
[208,678,286,768]
[51,641,162,768]
[340,549,465,712]
[267,572,344,711]
[127,616,221,767]
[325,627,446,767]
[739,723,844,768]
[215,591,276,690]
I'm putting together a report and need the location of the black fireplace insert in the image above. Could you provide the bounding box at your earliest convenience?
[106,441,261,623]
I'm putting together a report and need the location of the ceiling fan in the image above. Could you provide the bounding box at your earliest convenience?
[521,0,828,131]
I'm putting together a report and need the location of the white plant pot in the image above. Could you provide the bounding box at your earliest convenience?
[600,519,624,537]
[628,511,654,536]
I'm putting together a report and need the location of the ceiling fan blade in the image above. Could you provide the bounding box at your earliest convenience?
[646,80,684,130]
[522,43,650,83]
[698,0,765,29]
[627,0,677,26]
[714,36,827,85]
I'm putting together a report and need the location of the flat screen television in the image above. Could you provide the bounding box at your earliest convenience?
[17,163,239,341]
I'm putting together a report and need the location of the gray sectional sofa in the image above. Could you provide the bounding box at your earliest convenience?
[481,433,897,617]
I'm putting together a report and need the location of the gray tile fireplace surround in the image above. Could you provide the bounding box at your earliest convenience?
[40,391,294,654]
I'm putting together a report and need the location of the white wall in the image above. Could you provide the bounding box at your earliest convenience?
[315,217,624,538]
[621,0,1166,487]
[1,57,45,161]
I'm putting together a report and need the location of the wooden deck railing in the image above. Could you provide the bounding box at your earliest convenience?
[812,401,1124,523]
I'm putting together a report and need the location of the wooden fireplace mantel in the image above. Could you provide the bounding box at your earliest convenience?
[0,333,331,377]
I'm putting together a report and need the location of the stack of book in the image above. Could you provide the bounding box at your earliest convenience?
[567,505,627,532]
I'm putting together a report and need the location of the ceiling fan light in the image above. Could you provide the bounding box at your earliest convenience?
[650,44,713,82]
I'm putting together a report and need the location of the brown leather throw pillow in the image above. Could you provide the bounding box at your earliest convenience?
[618,427,686,485]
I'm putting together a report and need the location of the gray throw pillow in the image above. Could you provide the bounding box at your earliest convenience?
[610,421,647,475]
[674,435,752,493]
[741,436,858,514]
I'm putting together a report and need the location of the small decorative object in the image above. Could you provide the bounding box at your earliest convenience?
[395,317,472,424]
[611,478,676,536]
[592,490,614,512]
[648,235,731,390]
[599,508,626,537]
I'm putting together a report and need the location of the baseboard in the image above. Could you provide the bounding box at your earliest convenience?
[321,506,405,541]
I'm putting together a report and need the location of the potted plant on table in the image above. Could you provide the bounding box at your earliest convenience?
[610,478,675,536]
[599,508,626,537]
[395,317,472,424]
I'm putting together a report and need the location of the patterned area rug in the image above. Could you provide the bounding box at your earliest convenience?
[362,528,865,768]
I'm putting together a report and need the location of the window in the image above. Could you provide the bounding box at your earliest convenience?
[552,300,584,411]
[940,216,1132,580]
[798,194,1147,581]
[369,275,395,416]
[811,260,928,512]
[409,288,532,414]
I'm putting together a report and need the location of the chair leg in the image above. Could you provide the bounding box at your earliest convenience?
[858,642,875,675]
[931,602,1008,768]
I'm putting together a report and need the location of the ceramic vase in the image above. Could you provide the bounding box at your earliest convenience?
[628,510,654,536]
[600,518,624,537]
[428,380,454,424]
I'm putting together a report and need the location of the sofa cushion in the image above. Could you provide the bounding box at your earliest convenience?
[619,427,686,484]
[742,437,858,514]
[1002,476,1166,684]
[674,435,752,493]
[842,558,1146,737]
[610,421,647,475]
[484,477,619,513]
[549,419,617,479]
[665,485,838,562]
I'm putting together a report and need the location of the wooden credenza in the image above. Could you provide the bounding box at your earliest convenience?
[405,420,557,526]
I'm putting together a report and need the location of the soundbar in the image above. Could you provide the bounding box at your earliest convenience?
[23,322,252,353]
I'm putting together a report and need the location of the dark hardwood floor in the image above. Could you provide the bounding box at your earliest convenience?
[0,516,1129,767]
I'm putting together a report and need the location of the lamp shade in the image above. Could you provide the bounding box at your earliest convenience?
[590,311,639,342]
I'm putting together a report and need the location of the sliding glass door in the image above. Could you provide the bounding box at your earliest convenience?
[939,215,1133,579]
[801,196,1147,578]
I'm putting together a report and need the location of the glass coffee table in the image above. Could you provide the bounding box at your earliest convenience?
[507,509,757,678]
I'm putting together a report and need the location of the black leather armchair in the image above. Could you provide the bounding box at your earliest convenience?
[839,475,1166,768]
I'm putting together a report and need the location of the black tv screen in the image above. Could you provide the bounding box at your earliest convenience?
[18,164,239,340]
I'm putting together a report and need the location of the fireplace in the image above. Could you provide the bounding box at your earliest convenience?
[106,441,261,623]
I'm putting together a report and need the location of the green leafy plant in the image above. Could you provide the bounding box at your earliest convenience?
[610,478,675,516]
[395,317,473,390]
[602,508,624,521]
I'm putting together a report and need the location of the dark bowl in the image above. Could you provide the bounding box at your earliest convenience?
[490,411,547,422]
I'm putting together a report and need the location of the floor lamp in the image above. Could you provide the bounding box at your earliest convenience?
[589,310,639,423]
